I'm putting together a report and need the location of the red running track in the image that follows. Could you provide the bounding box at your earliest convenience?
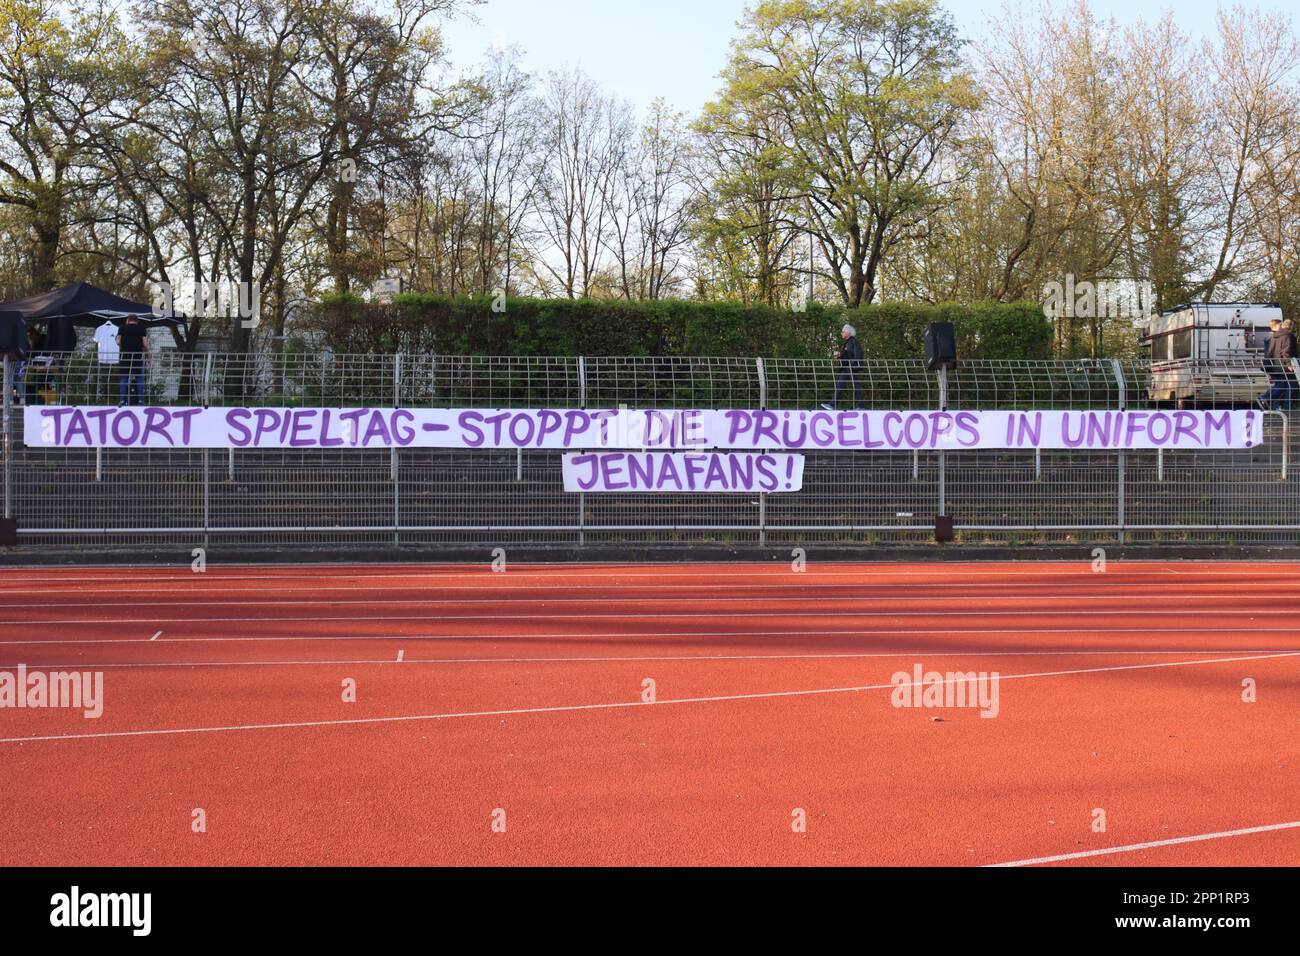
[0,561,1297,866]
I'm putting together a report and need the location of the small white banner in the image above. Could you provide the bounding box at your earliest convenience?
[562,452,805,493]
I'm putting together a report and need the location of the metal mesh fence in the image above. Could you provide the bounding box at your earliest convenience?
[3,352,1297,549]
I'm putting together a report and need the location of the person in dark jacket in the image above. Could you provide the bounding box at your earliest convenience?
[1262,318,1296,411]
[1282,319,1298,410]
[822,323,864,410]
[116,315,149,407]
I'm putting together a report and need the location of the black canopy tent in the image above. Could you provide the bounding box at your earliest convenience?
[0,309,24,356]
[0,282,186,353]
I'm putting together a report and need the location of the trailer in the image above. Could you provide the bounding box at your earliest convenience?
[1142,303,1281,407]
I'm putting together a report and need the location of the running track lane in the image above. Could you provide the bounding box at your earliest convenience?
[0,562,1297,866]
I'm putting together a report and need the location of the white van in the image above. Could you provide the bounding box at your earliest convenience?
[1142,303,1280,407]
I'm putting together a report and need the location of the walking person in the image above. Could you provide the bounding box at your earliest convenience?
[116,315,149,407]
[1281,319,1298,411]
[821,323,864,410]
[1262,318,1296,411]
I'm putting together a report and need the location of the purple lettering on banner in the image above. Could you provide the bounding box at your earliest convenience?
[65,409,91,446]
[392,410,415,446]
[536,410,562,446]
[809,412,835,447]
[85,408,113,444]
[657,453,682,490]
[459,411,485,447]
[955,412,980,447]
[111,409,140,445]
[227,409,253,446]
[41,407,72,446]
[25,406,1262,452]
[142,408,174,446]
[725,410,753,445]
[290,410,319,447]
[253,409,281,446]
[1172,411,1200,446]
[1205,411,1231,446]
[568,453,599,490]
[509,413,536,447]
[929,412,953,448]
[645,410,671,448]
[627,453,655,489]
[884,412,905,448]
[591,410,617,445]
[1148,412,1171,444]
[482,412,510,446]
[904,413,928,449]
[319,409,344,447]
[1016,412,1042,447]
[1061,412,1084,448]
[1123,411,1149,446]
[173,407,201,444]
[600,453,628,490]
[683,410,706,447]
[1085,411,1112,447]
[781,411,808,449]
[754,410,779,447]
[563,410,591,447]
[836,412,859,448]
[562,452,805,493]
[362,411,392,447]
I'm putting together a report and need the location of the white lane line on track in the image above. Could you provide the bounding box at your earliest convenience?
[0,595,1293,611]
[3,626,1300,646]
[3,649,1299,670]
[2,650,1297,744]
[5,611,1299,627]
[985,821,1300,867]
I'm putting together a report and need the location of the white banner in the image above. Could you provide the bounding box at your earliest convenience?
[562,452,805,493]
[24,405,1262,451]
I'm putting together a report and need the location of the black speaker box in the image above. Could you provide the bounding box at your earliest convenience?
[924,322,957,370]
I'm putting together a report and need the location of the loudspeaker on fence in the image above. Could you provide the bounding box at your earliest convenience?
[924,322,957,370]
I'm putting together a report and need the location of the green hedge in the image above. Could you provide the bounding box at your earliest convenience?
[309,294,1053,360]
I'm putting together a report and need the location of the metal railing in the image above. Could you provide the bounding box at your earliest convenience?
[2,351,1297,550]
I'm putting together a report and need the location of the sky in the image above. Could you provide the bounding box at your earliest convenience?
[440,0,1299,115]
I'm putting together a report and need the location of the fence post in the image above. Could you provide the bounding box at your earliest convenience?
[2,353,12,523]
[392,353,402,545]
[577,356,586,546]
[756,357,768,542]
[936,365,948,519]
[1110,359,1126,543]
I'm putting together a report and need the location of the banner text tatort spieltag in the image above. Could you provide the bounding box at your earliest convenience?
[25,406,1261,452]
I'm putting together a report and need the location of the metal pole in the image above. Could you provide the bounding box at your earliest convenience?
[96,448,103,482]
[1110,359,1126,543]
[937,365,948,517]
[393,353,402,543]
[2,354,12,520]
[202,448,210,550]
[756,357,768,409]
